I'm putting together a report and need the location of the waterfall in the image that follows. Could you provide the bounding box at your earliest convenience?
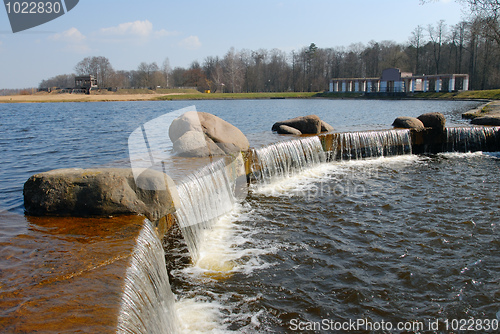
[173,157,244,263]
[445,126,500,153]
[251,136,327,184]
[117,220,180,334]
[333,129,413,161]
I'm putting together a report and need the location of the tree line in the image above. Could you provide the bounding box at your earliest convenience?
[39,1,500,92]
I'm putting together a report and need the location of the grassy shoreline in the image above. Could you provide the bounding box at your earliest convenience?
[2,89,500,103]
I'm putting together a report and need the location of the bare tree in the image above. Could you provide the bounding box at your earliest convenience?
[136,62,162,88]
[409,25,425,73]
[223,47,244,93]
[161,58,171,88]
[39,74,75,88]
[428,20,447,73]
[74,56,115,87]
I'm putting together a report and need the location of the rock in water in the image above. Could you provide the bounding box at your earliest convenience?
[272,115,322,134]
[321,120,335,132]
[417,112,446,132]
[169,111,249,157]
[23,168,178,221]
[471,116,500,126]
[276,124,302,135]
[392,116,425,130]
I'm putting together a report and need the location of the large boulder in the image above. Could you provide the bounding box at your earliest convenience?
[172,131,225,157]
[417,112,446,132]
[392,116,425,130]
[471,116,500,126]
[169,111,249,157]
[272,115,323,134]
[23,168,178,221]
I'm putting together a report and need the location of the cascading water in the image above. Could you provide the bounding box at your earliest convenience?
[173,157,243,263]
[251,136,327,184]
[445,126,500,153]
[334,129,413,160]
[116,220,180,334]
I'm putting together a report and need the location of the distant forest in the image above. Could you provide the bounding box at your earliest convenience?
[39,1,500,92]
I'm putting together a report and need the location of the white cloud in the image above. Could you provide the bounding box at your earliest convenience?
[49,27,86,43]
[48,27,89,53]
[100,20,153,37]
[98,20,178,41]
[179,35,202,50]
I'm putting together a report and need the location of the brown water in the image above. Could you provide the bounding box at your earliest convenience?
[0,213,146,333]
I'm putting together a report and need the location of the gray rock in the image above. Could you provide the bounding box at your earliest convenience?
[417,112,446,132]
[471,116,500,126]
[169,111,249,157]
[276,124,302,135]
[172,130,225,157]
[168,111,203,143]
[197,112,250,151]
[23,168,178,221]
[392,116,425,130]
[272,115,322,134]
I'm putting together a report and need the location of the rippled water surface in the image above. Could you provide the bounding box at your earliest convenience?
[1,98,498,333]
[168,153,500,333]
[0,99,479,213]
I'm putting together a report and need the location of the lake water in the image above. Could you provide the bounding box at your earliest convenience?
[1,98,499,333]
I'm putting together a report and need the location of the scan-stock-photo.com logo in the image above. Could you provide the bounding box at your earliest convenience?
[4,0,79,33]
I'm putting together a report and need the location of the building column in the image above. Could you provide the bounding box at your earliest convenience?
[449,77,455,92]
[423,79,428,92]
[435,78,441,92]
[329,82,333,92]
[463,77,469,91]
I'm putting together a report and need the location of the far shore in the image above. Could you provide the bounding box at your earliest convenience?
[3,89,500,104]
[0,92,183,103]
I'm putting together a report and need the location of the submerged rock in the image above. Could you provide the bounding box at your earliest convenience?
[169,111,249,157]
[24,168,178,221]
[392,116,425,130]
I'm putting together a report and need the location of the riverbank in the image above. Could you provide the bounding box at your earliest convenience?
[2,88,500,104]
[462,100,500,125]
[0,91,318,103]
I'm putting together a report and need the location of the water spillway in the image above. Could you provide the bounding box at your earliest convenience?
[173,156,246,263]
[320,129,413,161]
[6,122,500,333]
[114,126,500,332]
[445,126,500,153]
[250,136,327,184]
[117,220,180,334]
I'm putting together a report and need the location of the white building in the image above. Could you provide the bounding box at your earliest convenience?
[329,68,469,94]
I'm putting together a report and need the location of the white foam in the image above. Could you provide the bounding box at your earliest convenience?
[173,204,275,333]
[252,155,420,197]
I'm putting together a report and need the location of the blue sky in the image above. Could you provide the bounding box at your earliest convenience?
[0,0,467,89]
